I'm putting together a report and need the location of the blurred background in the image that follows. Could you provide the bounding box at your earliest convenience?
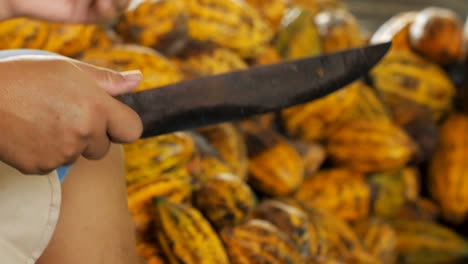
[345,0,467,32]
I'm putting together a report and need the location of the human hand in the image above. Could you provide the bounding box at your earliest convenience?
[0,56,143,175]
[6,0,131,23]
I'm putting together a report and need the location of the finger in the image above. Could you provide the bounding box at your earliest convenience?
[75,61,142,95]
[105,99,143,144]
[81,118,112,160]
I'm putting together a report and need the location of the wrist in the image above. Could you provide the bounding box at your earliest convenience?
[0,0,13,21]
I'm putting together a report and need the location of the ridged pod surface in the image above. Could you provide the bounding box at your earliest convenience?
[429,114,468,224]
[370,50,456,121]
[182,0,274,57]
[341,82,391,122]
[0,18,113,57]
[123,132,195,185]
[368,170,414,219]
[80,44,185,91]
[194,173,256,229]
[127,174,193,237]
[306,208,373,263]
[115,0,188,55]
[245,0,286,29]
[196,123,248,179]
[409,7,465,65]
[392,219,468,264]
[174,46,247,78]
[281,81,360,141]
[242,123,304,196]
[152,198,230,264]
[295,168,370,221]
[250,199,311,260]
[370,11,417,51]
[274,7,322,59]
[314,8,364,53]
[326,119,416,173]
[220,219,303,264]
[353,219,397,264]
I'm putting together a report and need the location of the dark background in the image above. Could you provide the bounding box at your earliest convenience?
[343,0,467,33]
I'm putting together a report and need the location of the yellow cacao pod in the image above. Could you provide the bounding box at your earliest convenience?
[174,46,247,78]
[326,119,416,173]
[242,123,304,196]
[115,0,188,55]
[274,6,322,59]
[245,0,286,29]
[127,174,193,237]
[123,132,196,186]
[281,81,360,141]
[341,82,391,122]
[314,8,364,53]
[396,198,441,222]
[0,18,49,50]
[295,168,370,221]
[183,0,274,57]
[306,208,368,262]
[193,173,256,229]
[250,199,311,260]
[392,219,468,263]
[370,50,456,121]
[220,219,303,264]
[152,198,229,264]
[196,123,248,179]
[80,44,185,91]
[353,219,397,264]
[429,113,468,224]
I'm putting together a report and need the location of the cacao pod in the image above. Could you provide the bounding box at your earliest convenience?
[295,168,370,221]
[409,7,465,65]
[250,199,311,260]
[183,0,274,57]
[326,119,416,173]
[370,11,417,51]
[242,123,304,196]
[281,81,360,141]
[245,0,287,29]
[152,198,229,264]
[220,219,303,264]
[174,46,247,78]
[314,8,364,53]
[429,113,468,224]
[127,174,193,237]
[123,132,196,185]
[392,219,468,263]
[353,219,397,264]
[370,50,456,121]
[0,18,49,50]
[80,44,184,91]
[193,173,256,229]
[274,6,322,59]
[342,82,391,122]
[115,0,188,56]
[196,123,248,179]
[396,198,441,222]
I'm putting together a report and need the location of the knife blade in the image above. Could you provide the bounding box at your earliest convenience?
[116,42,391,139]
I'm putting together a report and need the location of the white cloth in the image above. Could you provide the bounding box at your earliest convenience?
[0,162,61,264]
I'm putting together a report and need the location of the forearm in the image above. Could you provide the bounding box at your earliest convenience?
[0,0,13,21]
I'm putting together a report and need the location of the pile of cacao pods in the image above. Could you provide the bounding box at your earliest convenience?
[1,0,468,263]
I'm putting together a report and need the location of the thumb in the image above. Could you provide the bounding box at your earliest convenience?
[75,61,142,95]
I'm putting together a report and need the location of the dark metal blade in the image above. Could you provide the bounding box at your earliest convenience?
[116,42,391,138]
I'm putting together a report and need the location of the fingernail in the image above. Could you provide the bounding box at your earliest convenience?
[122,70,143,83]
